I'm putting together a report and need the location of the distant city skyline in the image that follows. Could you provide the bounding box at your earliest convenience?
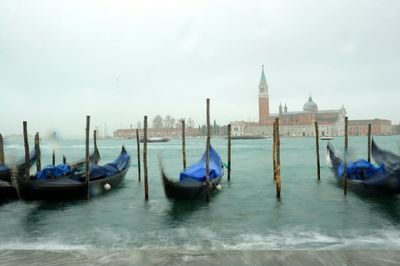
[1,0,399,137]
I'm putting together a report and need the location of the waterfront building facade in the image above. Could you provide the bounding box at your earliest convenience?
[232,66,392,137]
[349,119,392,136]
[113,127,201,139]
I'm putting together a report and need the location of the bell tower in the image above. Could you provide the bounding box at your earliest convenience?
[258,65,269,124]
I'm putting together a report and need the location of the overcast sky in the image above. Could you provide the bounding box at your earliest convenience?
[0,0,399,138]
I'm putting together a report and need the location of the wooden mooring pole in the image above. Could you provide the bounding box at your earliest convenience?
[52,148,55,166]
[368,123,371,163]
[85,115,90,199]
[344,116,348,195]
[23,121,30,181]
[144,116,149,201]
[275,118,281,199]
[182,119,186,170]
[0,134,4,165]
[273,121,276,180]
[11,163,21,199]
[205,98,211,202]
[136,129,141,182]
[315,121,320,181]
[227,124,232,181]
[94,129,98,165]
[34,132,41,172]
[52,132,56,165]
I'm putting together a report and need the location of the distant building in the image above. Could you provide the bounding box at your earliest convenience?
[392,124,400,135]
[232,66,392,137]
[113,127,200,139]
[113,129,135,139]
[349,119,392,136]
[268,98,347,137]
[233,66,346,137]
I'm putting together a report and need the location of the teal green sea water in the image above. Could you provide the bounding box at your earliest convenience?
[1,135,400,262]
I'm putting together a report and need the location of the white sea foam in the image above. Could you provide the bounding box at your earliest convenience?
[223,229,400,250]
[0,240,90,251]
[2,228,400,251]
[129,227,400,251]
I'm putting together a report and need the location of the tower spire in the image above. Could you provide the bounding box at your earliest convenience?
[258,65,269,124]
[260,65,267,86]
[258,65,268,95]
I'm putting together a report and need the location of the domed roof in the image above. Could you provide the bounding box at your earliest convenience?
[303,96,318,112]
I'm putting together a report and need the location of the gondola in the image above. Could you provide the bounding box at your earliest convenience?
[1,148,100,200]
[327,143,400,194]
[371,139,400,170]
[16,146,130,201]
[160,145,224,200]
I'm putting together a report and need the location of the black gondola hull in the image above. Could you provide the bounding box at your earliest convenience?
[331,177,400,195]
[162,169,221,200]
[17,165,129,201]
[0,181,18,200]
[17,176,88,201]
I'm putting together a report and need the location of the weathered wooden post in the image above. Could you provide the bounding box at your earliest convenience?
[315,121,320,181]
[136,129,141,182]
[368,123,371,163]
[52,148,55,166]
[34,132,41,171]
[11,164,21,199]
[144,116,149,201]
[344,116,348,195]
[182,119,186,170]
[227,124,232,181]
[52,132,56,165]
[93,129,98,165]
[63,155,66,164]
[205,98,211,202]
[0,134,4,165]
[85,115,90,199]
[275,118,281,199]
[273,121,277,180]
[23,121,30,181]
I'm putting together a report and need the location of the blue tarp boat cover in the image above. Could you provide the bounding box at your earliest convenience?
[112,149,130,172]
[90,164,119,180]
[338,159,385,180]
[179,145,224,182]
[89,148,130,180]
[36,164,71,180]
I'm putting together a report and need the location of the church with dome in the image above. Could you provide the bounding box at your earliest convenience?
[232,66,347,137]
[231,66,392,137]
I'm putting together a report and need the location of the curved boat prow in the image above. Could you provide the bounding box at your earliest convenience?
[371,138,400,168]
[157,155,165,181]
[92,146,101,163]
[327,142,343,177]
